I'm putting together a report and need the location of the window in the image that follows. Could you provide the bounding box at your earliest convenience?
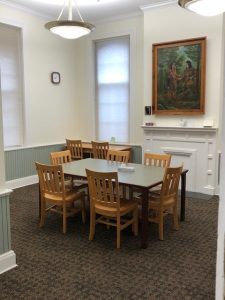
[0,23,23,148]
[95,36,130,143]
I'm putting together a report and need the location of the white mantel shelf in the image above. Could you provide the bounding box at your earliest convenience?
[141,125,218,133]
[141,125,218,195]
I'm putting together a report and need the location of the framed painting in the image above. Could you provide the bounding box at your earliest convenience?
[152,37,206,115]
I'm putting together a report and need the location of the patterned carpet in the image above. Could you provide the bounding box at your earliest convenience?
[0,184,218,299]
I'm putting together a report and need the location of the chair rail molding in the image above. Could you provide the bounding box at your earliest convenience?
[141,126,218,195]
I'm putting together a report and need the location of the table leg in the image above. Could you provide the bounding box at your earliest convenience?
[141,188,149,249]
[39,182,41,219]
[180,171,186,222]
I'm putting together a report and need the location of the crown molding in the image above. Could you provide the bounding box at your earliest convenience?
[0,0,142,25]
[94,10,142,25]
[0,0,52,20]
[140,0,177,11]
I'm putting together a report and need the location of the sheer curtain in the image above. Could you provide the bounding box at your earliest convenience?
[95,36,130,143]
[0,23,23,148]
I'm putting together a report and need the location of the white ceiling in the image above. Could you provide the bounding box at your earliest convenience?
[0,0,177,22]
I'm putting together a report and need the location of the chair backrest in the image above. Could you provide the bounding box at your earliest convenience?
[50,150,72,165]
[36,162,65,197]
[160,165,183,206]
[106,150,130,163]
[66,139,83,160]
[86,169,120,208]
[144,152,171,167]
[91,141,109,159]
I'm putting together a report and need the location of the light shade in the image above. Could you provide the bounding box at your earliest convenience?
[178,0,225,16]
[45,20,95,39]
[45,0,95,39]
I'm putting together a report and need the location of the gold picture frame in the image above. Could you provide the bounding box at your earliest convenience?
[152,37,206,115]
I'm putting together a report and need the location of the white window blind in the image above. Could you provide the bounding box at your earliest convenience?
[0,23,23,148]
[95,36,130,143]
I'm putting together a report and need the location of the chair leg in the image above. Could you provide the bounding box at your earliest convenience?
[39,199,46,228]
[122,185,126,199]
[116,215,121,249]
[106,219,110,230]
[81,198,86,224]
[89,209,95,240]
[133,207,138,236]
[63,204,67,234]
[159,211,164,241]
[173,205,179,231]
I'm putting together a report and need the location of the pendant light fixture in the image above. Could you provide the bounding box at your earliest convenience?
[45,0,95,39]
[178,0,225,16]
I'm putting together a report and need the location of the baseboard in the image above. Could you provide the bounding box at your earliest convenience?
[203,186,215,195]
[186,191,214,200]
[5,175,38,189]
[0,250,17,274]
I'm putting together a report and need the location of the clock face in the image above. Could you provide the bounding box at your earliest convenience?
[51,72,60,84]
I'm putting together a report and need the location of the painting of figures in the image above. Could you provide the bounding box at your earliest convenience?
[152,37,206,115]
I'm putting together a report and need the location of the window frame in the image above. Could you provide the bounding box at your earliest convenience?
[87,28,136,144]
[0,18,25,149]
[94,35,130,143]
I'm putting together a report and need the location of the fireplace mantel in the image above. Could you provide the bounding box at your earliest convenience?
[141,125,217,133]
[141,125,218,195]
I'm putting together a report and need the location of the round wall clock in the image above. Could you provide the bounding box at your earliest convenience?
[51,72,60,84]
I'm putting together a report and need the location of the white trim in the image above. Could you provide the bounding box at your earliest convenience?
[140,0,177,11]
[94,11,142,25]
[89,28,137,144]
[0,16,25,29]
[0,0,143,24]
[203,185,216,195]
[5,142,65,152]
[141,125,218,133]
[161,147,195,157]
[0,188,12,196]
[5,175,38,190]
[5,141,140,152]
[0,250,17,275]
[0,0,50,20]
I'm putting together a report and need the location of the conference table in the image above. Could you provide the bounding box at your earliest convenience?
[63,158,188,249]
[81,142,132,157]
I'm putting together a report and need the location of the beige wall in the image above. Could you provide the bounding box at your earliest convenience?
[75,16,144,144]
[143,5,224,130]
[75,5,225,145]
[0,4,223,147]
[0,3,86,146]
[0,2,224,297]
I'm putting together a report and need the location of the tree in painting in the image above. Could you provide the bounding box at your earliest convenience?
[157,43,202,111]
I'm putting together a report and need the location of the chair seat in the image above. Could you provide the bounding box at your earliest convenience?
[149,195,176,208]
[43,190,84,203]
[95,198,137,215]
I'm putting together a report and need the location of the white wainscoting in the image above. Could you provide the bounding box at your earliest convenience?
[141,126,218,195]
[0,250,17,274]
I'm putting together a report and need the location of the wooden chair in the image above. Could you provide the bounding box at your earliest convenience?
[36,162,86,234]
[144,152,171,167]
[66,139,83,160]
[50,149,72,165]
[148,165,183,240]
[91,141,109,159]
[144,152,171,194]
[106,149,130,163]
[50,150,88,192]
[86,169,138,249]
[131,152,171,199]
[107,149,130,198]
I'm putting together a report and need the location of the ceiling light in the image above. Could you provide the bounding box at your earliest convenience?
[45,0,95,39]
[178,0,225,16]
